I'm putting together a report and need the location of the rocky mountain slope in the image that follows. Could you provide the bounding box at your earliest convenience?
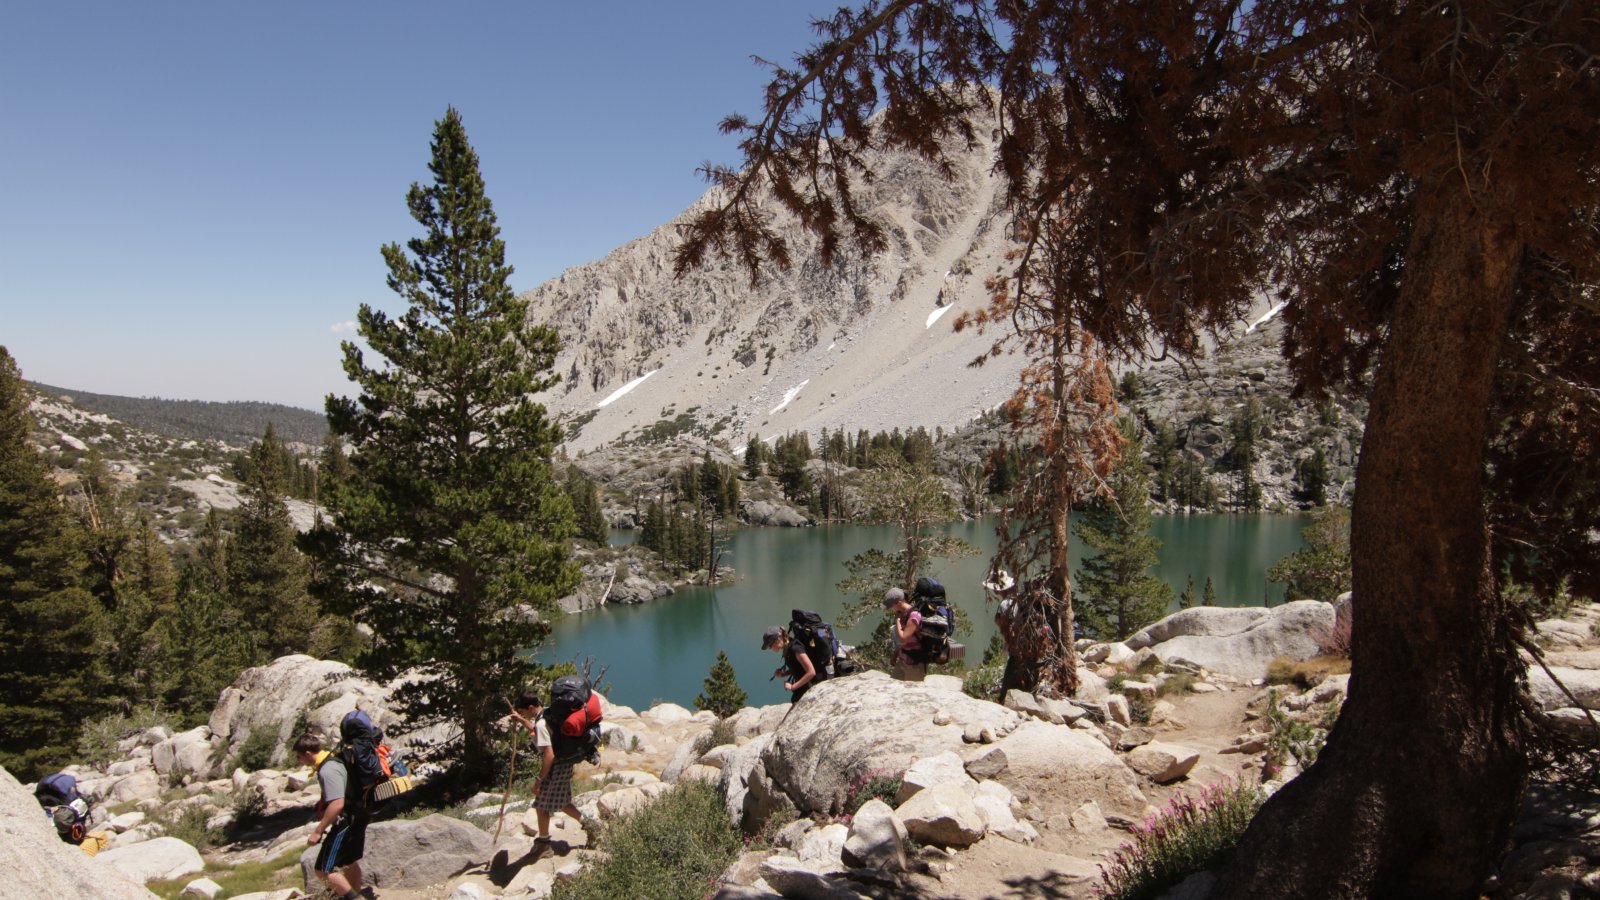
[522,131,1030,454]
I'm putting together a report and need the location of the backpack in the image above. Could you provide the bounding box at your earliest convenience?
[545,675,603,764]
[36,773,89,843]
[787,609,843,679]
[911,578,955,664]
[336,709,414,810]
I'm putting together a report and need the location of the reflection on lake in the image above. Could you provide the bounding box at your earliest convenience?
[541,514,1308,710]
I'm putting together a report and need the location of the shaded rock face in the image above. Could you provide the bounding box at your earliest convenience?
[761,671,1022,815]
[0,766,156,900]
[299,814,493,890]
[209,655,391,768]
[1125,602,1337,679]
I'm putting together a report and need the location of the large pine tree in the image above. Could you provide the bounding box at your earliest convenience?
[310,108,579,783]
[1074,421,1174,641]
[0,347,106,776]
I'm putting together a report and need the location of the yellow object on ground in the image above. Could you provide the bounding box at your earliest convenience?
[79,832,110,857]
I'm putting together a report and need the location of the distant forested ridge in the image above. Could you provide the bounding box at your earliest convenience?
[26,382,328,445]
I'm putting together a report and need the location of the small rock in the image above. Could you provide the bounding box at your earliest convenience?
[932,710,953,726]
[1107,695,1131,726]
[1121,680,1157,701]
[179,878,224,899]
[1116,727,1156,751]
[1069,800,1107,832]
[448,884,489,900]
[963,746,1009,780]
[1126,742,1201,783]
[842,799,907,872]
[896,782,987,847]
[1191,682,1220,693]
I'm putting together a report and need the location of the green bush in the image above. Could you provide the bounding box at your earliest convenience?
[553,780,740,900]
[235,728,278,772]
[76,707,173,768]
[693,719,738,756]
[844,768,903,815]
[158,805,223,852]
[962,661,1006,700]
[1096,781,1266,900]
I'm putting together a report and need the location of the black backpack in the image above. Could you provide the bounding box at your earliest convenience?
[337,710,390,813]
[912,578,955,664]
[787,609,843,679]
[545,675,602,764]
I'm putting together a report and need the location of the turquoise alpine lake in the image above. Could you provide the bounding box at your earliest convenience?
[539,514,1311,710]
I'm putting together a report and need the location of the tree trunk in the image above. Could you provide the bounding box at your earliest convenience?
[1218,190,1527,897]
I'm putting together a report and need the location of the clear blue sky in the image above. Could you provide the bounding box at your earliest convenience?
[1,1,841,410]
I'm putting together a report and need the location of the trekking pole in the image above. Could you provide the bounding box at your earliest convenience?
[495,724,521,841]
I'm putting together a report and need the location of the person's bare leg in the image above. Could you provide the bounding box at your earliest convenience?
[344,861,363,892]
[535,808,552,838]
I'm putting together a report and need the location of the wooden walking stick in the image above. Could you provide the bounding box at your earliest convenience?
[495,717,522,841]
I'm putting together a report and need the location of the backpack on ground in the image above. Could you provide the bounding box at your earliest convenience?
[545,675,603,764]
[912,577,955,664]
[788,609,845,679]
[337,709,415,810]
[35,772,88,844]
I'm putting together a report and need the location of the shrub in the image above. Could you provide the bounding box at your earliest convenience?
[76,707,172,768]
[1315,607,1353,657]
[1263,690,1331,777]
[553,780,740,900]
[158,805,222,852]
[1158,672,1197,697]
[233,783,267,824]
[1096,781,1266,900]
[844,768,903,815]
[962,661,1006,700]
[234,728,277,772]
[1265,655,1351,690]
[693,719,738,756]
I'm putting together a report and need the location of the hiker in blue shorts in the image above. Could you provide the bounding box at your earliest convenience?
[295,733,370,900]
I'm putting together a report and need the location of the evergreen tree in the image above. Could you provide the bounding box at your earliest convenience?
[105,516,177,710]
[1227,399,1264,512]
[1074,421,1174,640]
[743,435,765,478]
[695,650,747,718]
[1295,449,1330,507]
[1268,506,1353,602]
[307,109,579,783]
[564,466,609,545]
[230,472,317,661]
[0,347,105,776]
[163,509,244,721]
[1203,577,1217,607]
[1180,575,1197,610]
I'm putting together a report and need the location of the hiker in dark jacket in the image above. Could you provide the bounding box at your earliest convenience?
[762,625,819,702]
[295,733,369,900]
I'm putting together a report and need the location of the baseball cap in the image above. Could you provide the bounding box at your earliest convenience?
[761,626,784,648]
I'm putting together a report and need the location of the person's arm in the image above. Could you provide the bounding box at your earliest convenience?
[895,612,919,644]
[309,796,343,845]
[785,651,817,691]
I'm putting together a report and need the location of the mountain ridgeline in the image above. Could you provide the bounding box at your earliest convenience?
[27,382,327,446]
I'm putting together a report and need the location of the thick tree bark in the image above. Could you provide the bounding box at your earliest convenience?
[1217,189,1528,898]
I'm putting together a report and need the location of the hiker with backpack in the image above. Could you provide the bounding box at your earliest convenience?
[509,683,600,846]
[762,624,821,703]
[294,732,370,900]
[34,772,110,856]
[882,587,927,681]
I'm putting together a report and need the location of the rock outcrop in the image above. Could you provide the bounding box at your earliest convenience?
[0,766,156,899]
[209,655,391,769]
[299,814,494,891]
[760,671,1022,815]
[1125,602,1337,679]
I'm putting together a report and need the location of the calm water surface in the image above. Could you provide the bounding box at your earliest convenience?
[543,515,1308,709]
